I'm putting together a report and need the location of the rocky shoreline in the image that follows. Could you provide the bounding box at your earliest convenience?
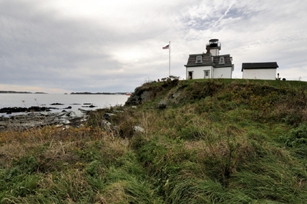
[0,106,91,131]
[0,106,57,114]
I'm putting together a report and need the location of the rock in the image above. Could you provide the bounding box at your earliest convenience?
[67,110,84,118]
[102,120,112,127]
[141,91,151,101]
[133,126,145,133]
[50,103,64,105]
[0,107,27,114]
[56,118,70,125]
[125,87,153,105]
[0,109,89,132]
[104,113,115,120]
[0,106,54,114]
[78,108,91,115]
[82,105,96,108]
[158,100,167,109]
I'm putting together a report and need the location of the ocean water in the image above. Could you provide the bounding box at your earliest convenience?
[0,93,129,116]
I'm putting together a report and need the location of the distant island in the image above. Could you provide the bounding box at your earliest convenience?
[34,92,47,94]
[0,91,32,94]
[0,91,47,94]
[70,92,129,95]
[0,90,130,95]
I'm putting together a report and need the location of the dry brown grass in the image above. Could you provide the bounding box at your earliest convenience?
[0,125,129,170]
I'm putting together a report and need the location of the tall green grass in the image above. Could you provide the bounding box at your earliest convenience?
[1,79,307,203]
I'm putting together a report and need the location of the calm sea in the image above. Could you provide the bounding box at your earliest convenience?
[0,93,129,116]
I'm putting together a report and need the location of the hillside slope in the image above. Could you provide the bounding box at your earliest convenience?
[1,78,307,203]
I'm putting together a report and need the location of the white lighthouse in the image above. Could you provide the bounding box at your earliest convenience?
[184,39,234,79]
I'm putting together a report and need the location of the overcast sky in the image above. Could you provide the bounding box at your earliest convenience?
[0,0,306,93]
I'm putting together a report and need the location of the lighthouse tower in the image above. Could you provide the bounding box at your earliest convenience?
[206,39,221,56]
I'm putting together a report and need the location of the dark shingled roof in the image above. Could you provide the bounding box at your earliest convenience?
[185,53,233,67]
[242,62,278,71]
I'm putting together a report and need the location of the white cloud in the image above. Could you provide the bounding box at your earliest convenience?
[0,0,306,93]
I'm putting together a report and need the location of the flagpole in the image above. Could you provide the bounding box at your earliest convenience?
[169,41,171,77]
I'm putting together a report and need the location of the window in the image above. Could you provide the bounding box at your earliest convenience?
[204,70,210,78]
[195,56,203,63]
[219,57,225,64]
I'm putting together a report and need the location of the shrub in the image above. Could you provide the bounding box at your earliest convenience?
[283,124,307,147]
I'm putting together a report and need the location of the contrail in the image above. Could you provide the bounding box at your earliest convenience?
[212,2,234,27]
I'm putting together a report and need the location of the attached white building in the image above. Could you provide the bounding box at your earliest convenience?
[242,62,279,80]
[185,39,234,79]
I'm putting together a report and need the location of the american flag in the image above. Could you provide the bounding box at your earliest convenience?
[162,44,169,49]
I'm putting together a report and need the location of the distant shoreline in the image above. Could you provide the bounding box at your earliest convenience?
[0,91,43,94]
[70,92,129,95]
[0,91,130,95]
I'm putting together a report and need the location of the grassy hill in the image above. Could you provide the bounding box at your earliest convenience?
[1,78,307,203]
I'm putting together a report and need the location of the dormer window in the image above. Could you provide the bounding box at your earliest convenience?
[195,56,203,63]
[219,57,225,64]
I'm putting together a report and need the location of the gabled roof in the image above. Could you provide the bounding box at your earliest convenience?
[242,62,278,71]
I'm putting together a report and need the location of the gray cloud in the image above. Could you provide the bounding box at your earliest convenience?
[0,0,306,93]
[0,1,125,92]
